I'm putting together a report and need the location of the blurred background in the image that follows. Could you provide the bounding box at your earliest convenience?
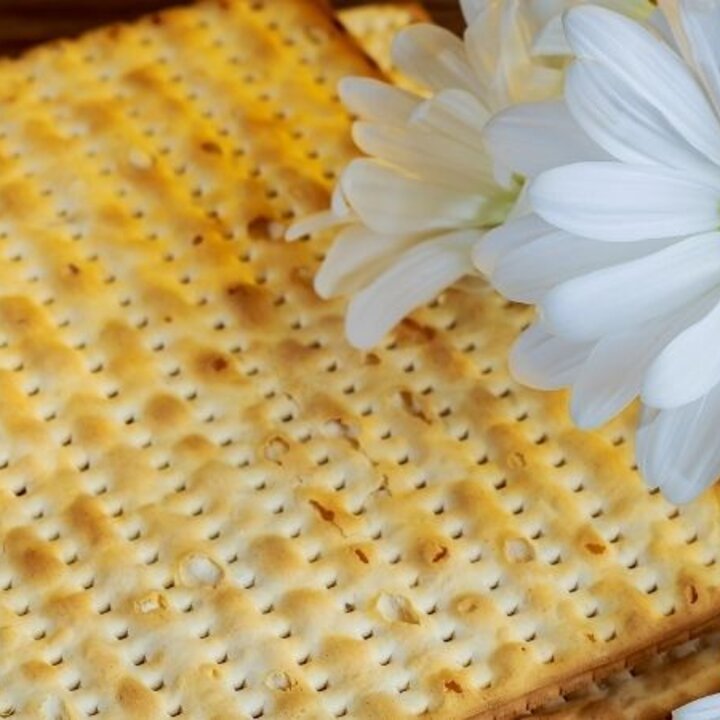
[0,0,462,55]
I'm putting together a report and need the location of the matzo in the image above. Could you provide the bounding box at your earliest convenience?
[339,4,429,89]
[0,1,719,719]
[531,625,720,719]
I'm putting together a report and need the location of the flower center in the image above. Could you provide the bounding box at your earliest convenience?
[480,175,524,229]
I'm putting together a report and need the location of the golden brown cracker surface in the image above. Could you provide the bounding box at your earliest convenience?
[339,3,430,89]
[0,1,718,719]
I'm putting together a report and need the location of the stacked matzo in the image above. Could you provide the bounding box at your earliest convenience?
[535,633,720,718]
[0,1,719,718]
[339,3,430,89]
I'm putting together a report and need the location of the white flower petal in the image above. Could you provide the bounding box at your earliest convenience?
[648,6,677,46]
[392,24,481,95]
[494,232,672,303]
[643,295,720,408]
[533,15,571,56]
[570,315,685,428]
[530,162,720,241]
[286,180,357,241]
[663,0,720,118]
[566,60,720,183]
[542,232,720,341]
[315,225,419,299]
[285,210,343,242]
[484,101,608,181]
[464,0,564,107]
[571,333,642,428]
[564,6,720,166]
[524,0,571,26]
[338,77,420,125]
[673,693,720,720]
[352,121,495,192]
[637,385,720,504]
[331,180,351,217]
[516,65,565,105]
[459,0,488,24]
[472,214,551,275]
[602,0,656,21]
[345,231,476,349]
[462,0,510,104]
[410,89,490,151]
[510,321,593,390]
[635,403,661,487]
[506,183,532,218]
[342,159,486,236]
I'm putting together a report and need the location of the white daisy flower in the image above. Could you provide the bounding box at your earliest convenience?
[673,693,720,720]
[478,1,720,503]
[288,0,652,350]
